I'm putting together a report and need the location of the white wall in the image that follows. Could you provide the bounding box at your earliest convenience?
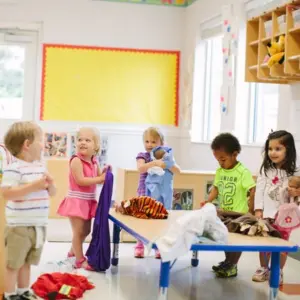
[180,0,262,174]
[0,0,184,49]
[278,84,300,143]
[0,0,185,174]
[180,0,300,174]
[1,0,299,175]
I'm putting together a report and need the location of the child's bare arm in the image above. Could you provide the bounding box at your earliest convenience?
[169,164,181,174]
[254,174,264,219]
[96,166,106,184]
[200,186,218,207]
[45,173,57,197]
[255,209,263,219]
[2,177,48,200]
[248,187,255,214]
[71,157,104,186]
[137,158,164,173]
[207,186,218,202]
[47,184,56,197]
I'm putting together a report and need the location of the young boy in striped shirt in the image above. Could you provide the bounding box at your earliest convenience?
[1,122,56,300]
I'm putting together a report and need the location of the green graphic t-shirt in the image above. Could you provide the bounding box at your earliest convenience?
[214,162,256,213]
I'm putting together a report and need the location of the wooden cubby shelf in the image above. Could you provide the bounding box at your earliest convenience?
[289,27,300,33]
[288,54,300,60]
[245,0,300,83]
[249,40,259,46]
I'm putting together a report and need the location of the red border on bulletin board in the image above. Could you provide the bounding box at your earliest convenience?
[40,44,180,126]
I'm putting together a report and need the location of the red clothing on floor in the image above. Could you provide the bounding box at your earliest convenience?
[31,273,94,299]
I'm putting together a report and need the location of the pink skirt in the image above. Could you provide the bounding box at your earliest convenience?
[57,197,97,220]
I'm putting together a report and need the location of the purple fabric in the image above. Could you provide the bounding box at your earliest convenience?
[86,169,113,271]
[136,152,151,196]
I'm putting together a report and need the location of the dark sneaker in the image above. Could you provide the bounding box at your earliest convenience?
[3,295,22,300]
[216,263,238,278]
[19,291,38,300]
[212,260,227,272]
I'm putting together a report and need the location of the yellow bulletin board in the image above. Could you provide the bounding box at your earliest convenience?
[40,44,180,126]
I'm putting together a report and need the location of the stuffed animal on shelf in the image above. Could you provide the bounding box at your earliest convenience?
[266,35,285,68]
[118,196,169,219]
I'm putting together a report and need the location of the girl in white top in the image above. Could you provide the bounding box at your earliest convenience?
[252,130,300,284]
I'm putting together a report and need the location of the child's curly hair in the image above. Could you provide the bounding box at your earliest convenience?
[211,133,241,154]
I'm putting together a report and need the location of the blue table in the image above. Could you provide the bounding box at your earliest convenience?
[109,210,299,300]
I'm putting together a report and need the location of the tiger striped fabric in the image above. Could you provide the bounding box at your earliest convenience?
[121,196,168,219]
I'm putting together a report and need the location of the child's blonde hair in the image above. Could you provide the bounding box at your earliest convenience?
[76,127,101,155]
[143,127,164,144]
[4,121,42,157]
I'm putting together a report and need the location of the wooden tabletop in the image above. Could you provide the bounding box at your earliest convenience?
[109,210,298,248]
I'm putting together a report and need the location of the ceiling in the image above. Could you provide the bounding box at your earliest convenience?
[92,0,197,7]
[0,0,197,8]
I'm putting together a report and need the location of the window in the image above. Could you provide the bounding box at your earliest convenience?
[0,45,25,119]
[191,34,223,142]
[235,26,279,145]
[203,35,223,141]
[0,29,38,122]
[248,83,279,144]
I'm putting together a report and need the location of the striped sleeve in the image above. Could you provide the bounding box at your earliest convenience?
[1,163,21,187]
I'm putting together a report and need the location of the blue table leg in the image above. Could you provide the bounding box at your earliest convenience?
[111,223,121,266]
[269,252,280,300]
[158,261,170,300]
[191,251,199,267]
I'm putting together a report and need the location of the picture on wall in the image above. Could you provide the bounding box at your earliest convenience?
[44,133,67,157]
[69,134,109,168]
[172,189,193,210]
[70,134,76,157]
[98,136,109,168]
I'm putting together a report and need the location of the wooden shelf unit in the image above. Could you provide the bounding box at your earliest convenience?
[286,2,300,75]
[245,0,300,83]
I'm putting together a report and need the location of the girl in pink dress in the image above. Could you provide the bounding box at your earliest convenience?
[57,127,107,270]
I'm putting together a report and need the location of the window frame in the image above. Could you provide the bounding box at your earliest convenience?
[191,32,224,143]
[202,38,213,142]
[246,82,279,145]
[190,1,284,146]
[0,25,40,141]
[247,83,258,144]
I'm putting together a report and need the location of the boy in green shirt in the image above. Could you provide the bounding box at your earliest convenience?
[201,133,256,278]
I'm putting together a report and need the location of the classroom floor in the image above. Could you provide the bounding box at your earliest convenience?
[31,242,300,300]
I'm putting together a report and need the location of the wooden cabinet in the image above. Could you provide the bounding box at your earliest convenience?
[245,0,300,83]
[46,159,69,218]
